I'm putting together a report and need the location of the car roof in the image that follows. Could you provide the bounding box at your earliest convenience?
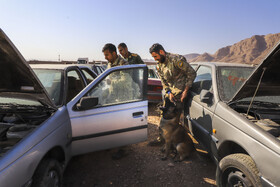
[190,62,255,68]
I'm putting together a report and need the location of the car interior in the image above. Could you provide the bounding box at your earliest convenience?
[67,76,84,103]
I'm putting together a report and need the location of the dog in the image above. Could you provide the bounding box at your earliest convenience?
[159,98,194,161]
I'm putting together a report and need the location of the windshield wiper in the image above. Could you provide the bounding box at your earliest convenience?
[0,103,47,112]
[0,103,19,110]
[248,101,279,108]
[230,100,279,108]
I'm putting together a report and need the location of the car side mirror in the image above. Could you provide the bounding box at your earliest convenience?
[76,96,99,110]
[200,89,213,104]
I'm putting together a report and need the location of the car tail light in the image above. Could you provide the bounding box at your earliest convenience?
[153,86,162,91]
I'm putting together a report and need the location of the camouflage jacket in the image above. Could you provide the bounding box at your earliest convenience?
[157,52,196,96]
[107,55,128,68]
[126,52,144,65]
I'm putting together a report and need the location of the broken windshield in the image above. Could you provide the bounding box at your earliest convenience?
[217,66,254,102]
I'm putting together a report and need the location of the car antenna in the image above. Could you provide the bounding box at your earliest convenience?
[246,67,267,117]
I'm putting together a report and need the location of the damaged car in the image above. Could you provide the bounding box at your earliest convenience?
[186,42,280,187]
[0,29,148,187]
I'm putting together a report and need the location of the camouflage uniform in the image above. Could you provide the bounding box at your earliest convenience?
[157,52,196,115]
[157,52,196,100]
[107,55,128,68]
[125,52,144,65]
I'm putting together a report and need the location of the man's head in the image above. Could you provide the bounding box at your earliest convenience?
[102,43,117,63]
[149,43,166,63]
[118,43,129,58]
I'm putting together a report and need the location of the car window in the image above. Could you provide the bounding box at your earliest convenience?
[190,64,198,70]
[148,69,159,79]
[96,66,104,75]
[87,68,144,107]
[218,66,254,102]
[81,68,97,84]
[191,66,212,95]
[92,65,104,75]
[67,70,86,103]
[33,69,63,105]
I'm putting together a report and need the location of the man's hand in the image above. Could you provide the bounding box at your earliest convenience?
[169,92,177,103]
[180,86,189,102]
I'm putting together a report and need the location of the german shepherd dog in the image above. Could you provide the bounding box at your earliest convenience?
[159,98,194,161]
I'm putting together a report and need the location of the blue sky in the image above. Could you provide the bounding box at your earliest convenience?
[1,0,279,61]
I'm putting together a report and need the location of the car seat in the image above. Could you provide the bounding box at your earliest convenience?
[67,76,79,103]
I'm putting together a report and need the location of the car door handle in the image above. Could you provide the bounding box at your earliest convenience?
[133,111,144,117]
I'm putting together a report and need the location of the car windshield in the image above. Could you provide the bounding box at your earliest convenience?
[33,69,63,106]
[217,66,254,102]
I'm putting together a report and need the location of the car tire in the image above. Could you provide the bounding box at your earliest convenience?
[32,158,63,187]
[216,153,261,187]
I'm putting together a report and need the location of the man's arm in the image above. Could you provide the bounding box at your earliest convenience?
[157,65,170,93]
[157,66,177,102]
[176,56,196,102]
[180,85,190,102]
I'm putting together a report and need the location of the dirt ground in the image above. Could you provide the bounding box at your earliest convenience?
[63,103,216,187]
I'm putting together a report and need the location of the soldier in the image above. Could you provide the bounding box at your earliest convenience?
[148,43,196,146]
[118,43,144,86]
[118,43,144,65]
[102,43,128,68]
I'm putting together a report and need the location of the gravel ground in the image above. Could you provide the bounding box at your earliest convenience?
[63,103,216,187]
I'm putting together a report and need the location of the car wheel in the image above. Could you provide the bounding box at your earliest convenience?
[216,153,261,187]
[32,158,63,187]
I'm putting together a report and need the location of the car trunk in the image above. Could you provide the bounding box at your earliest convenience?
[228,41,280,140]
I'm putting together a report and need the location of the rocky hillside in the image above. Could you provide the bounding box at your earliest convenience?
[188,33,280,64]
[183,53,200,61]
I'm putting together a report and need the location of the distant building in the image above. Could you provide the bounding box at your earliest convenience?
[77,58,89,64]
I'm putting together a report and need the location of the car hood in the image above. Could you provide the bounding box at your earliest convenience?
[0,29,56,108]
[229,41,280,103]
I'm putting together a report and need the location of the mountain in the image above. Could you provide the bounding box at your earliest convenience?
[184,53,200,61]
[188,33,280,64]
